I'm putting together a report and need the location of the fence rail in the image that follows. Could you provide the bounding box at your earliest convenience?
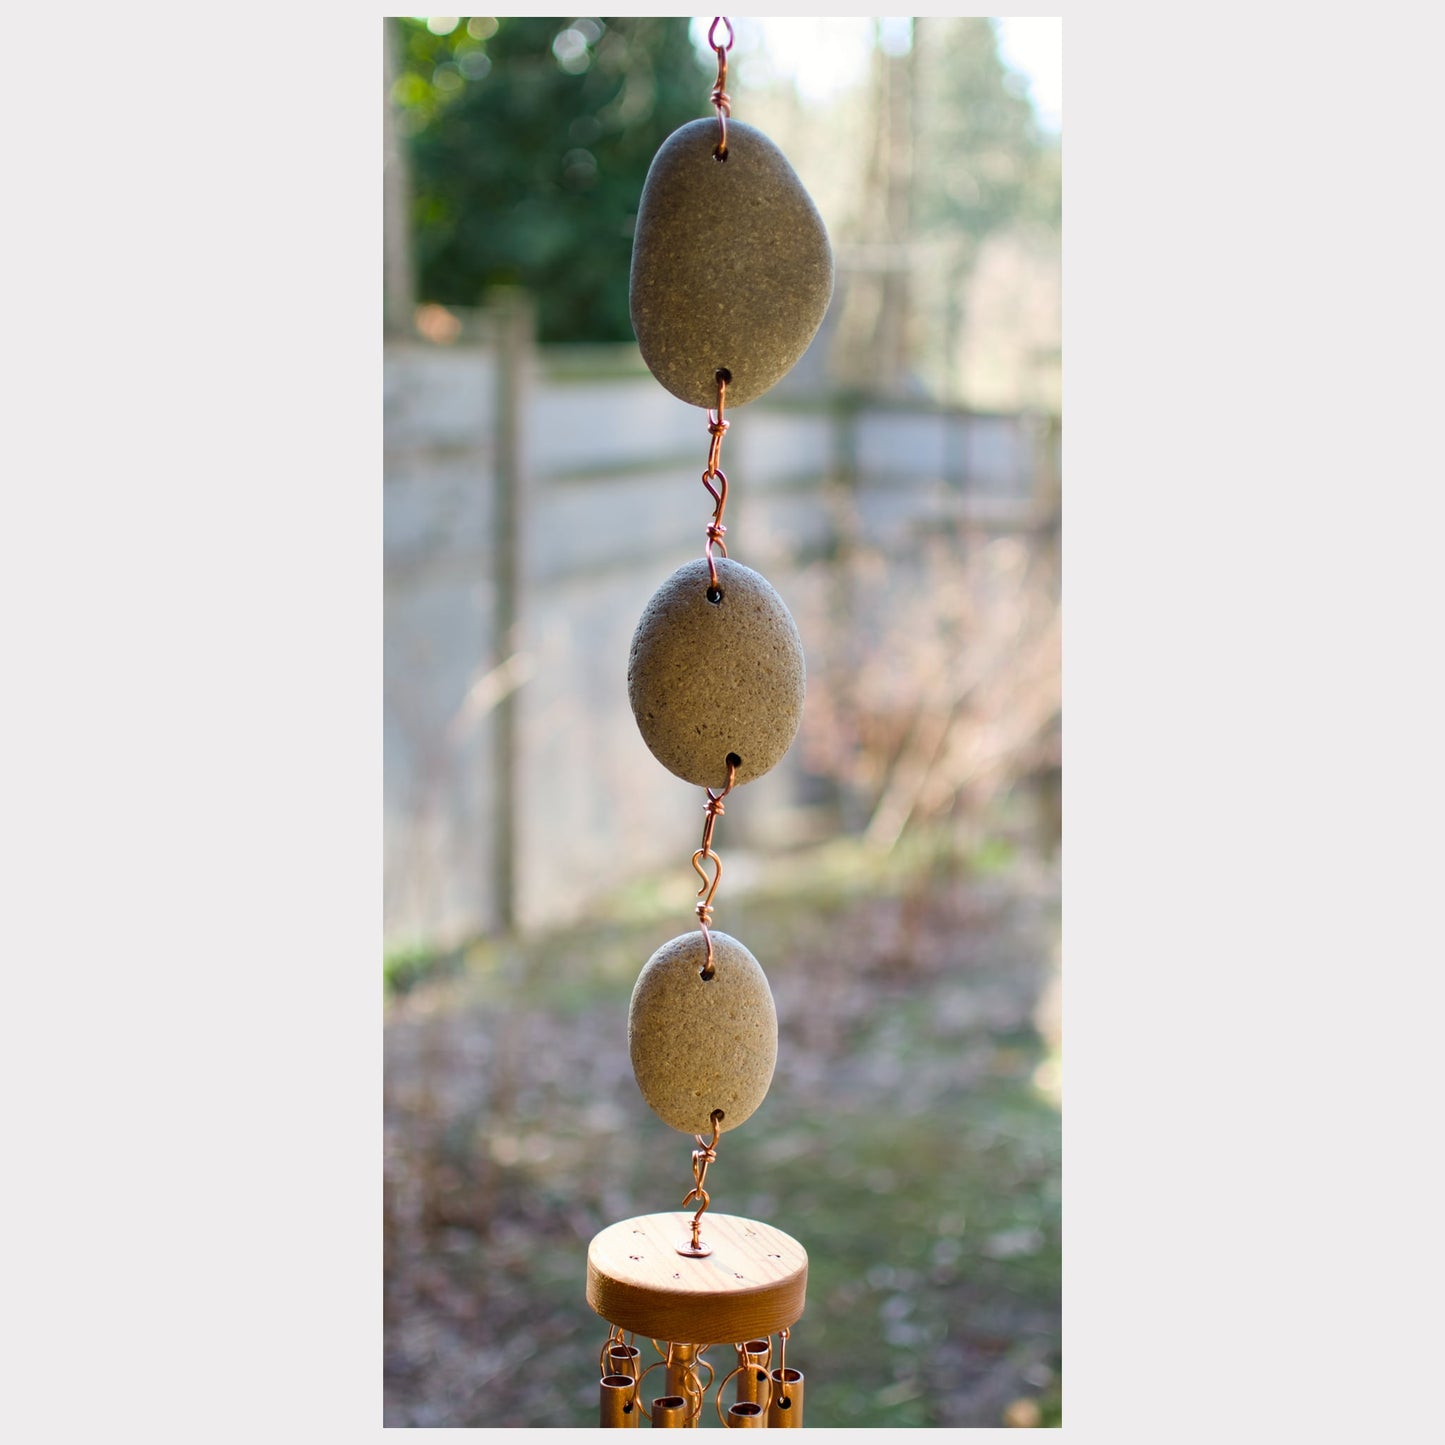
[384,306,1059,949]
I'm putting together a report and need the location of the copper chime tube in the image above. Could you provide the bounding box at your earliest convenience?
[736,1340,770,1407]
[767,1368,804,1428]
[607,1344,642,1380]
[664,1343,703,1425]
[665,1342,699,1400]
[726,1400,767,1427]
[599,1374,640,1428]
[650,1395,691,1427]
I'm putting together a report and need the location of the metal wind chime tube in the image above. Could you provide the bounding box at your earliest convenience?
[599,1374,641,1429]
[585,15,833,1428]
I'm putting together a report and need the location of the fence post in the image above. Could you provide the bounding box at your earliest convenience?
[491,291,533,933]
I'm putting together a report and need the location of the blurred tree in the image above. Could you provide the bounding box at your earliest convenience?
[831,17,1060,400]
[914,17,1060,398]
[383,19,415,334]
[913,18,1058,238]
[390,16,709,343]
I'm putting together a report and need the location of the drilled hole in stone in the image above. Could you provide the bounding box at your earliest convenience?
[726,751,742,771]
[706,585,724,605]
[716,367,732,384]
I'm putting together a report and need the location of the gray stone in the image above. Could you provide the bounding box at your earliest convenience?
[628,930,777,1134]
[627,557,806,790]
[630,118,833,409]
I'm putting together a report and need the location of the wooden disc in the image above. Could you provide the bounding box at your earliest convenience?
[586,1212,807,1344]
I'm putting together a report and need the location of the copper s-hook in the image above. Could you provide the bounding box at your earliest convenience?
[679,1108,725,1255]
[692,754,738,978]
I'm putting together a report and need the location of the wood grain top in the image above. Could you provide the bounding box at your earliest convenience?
[586,1211,808,1344]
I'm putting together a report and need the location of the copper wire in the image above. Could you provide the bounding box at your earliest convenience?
[633,1355,668,1410]
[714,1358,773,1426]
[703,371,730,591]
[691,753,739,977]
[681,1108,724,1251]
[691,1352,716,1420]
[599,1324,638,1378]
[708,18,734,159]
[715,1366,744,1426]
[715,1340,774,1424]
[600,1325,642,1413]
[650,1341,711,1424]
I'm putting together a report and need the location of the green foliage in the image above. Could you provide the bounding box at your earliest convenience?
[384,940,454,995]
[915,17,1060,240]
[391,17,710,342]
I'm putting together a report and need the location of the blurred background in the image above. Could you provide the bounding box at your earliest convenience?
[383,15,1061,1428]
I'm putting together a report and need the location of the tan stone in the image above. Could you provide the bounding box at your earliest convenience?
[628,931,777,1135]
[630,118,833,409]
[627,557,805,790]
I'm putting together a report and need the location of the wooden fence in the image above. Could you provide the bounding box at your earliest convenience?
[384,303,1058,948]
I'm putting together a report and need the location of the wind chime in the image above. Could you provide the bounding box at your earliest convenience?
[585,17,833,1430]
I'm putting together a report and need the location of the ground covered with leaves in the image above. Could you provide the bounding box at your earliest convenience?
[383,837,1061,1427]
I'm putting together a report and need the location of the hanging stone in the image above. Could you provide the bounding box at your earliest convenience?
[628,556,805,791]
[630,118,833,409]
[628,930,777,1135]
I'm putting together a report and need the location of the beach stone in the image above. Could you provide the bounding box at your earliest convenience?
[627,557,805,790]
[629,931,777,1135]
[630,118,833,408]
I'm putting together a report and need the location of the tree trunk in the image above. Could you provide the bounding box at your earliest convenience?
[383,18,416,336]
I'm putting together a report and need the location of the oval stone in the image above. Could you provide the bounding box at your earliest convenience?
[629,931,777,1135]
[630,118,833,408]
[628,556,805,790]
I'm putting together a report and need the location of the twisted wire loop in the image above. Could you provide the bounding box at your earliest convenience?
[681,1108,725,1252]
[715,1341,774,1426]
[598,1323,638,1378]
[644,1340,713,1423]
[689,1351,716,1421]
[708,17,734,159]
[632,1353,668,1411]
[675,1350,711,1426]
[692,752,739,977]
[703,371,730,591]
[599,1324,642,1412]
